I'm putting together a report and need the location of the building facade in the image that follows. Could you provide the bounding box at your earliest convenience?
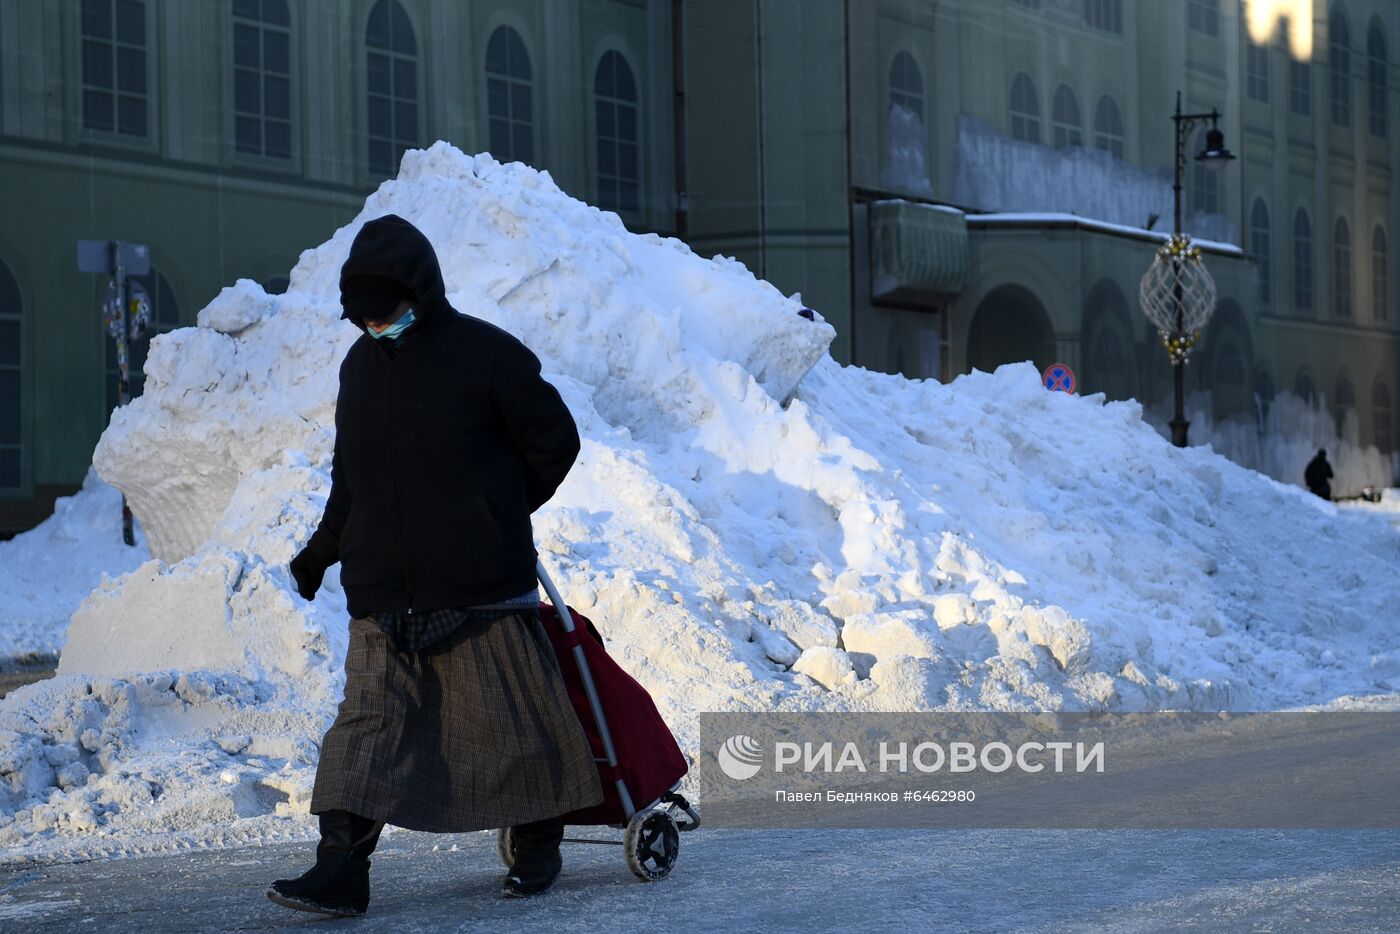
[2,0,1397,533]
[0,0,675,533]
[686,0,1399,482]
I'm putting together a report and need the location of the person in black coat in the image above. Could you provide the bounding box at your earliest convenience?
[1304,448,1334,500]
[269,215,602,917]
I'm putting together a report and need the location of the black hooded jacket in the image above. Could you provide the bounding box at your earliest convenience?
[305,214,580,618]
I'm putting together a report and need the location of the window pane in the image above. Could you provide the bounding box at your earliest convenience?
[597,101,614,138]
[621,181,639,213]
[235,114,261,152]
[619,142,638,179]
[395,101,417,141]
[0,322,18,366]
[264,75,290,119]
[84,89,114,131]
[83,0,112,39]
[615,59,637,101]
[265,119,291,158]
[369,138,392,175]
[0,370,18,444]
[598,139,616,175]
[618,104,637,142]
[366,0,390,49]
[368,95,391,135]
[511,83,531,122]
[117,46,144,93]
[264,0,290,27]
[598,176,617,210]
[489,118,510,156]
[264,29,289,75]
[393,58,416,100]
[0,449,19,489]
[84,39,113,87]
[487,78,507,117]
[367,53,390,95]
[512,122,532,163]
[117,94,146,136]
[596,55,615,98]
[235,70,260,114]
[234,22,259,68]
[115,0,144,46]
[232,0,259,19]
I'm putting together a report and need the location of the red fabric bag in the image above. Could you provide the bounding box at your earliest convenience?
[537,602,689,825]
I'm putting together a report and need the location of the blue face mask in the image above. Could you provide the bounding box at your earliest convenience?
[367,307,416,340]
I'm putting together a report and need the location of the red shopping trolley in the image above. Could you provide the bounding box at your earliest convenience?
[495,562,699,881]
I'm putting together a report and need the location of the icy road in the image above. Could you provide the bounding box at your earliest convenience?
[2,827,1396,932]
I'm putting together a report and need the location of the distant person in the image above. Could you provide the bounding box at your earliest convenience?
[269,214,601,917]
[1304,448,1333,500]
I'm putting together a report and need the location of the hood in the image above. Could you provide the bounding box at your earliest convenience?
[338,214,448,329]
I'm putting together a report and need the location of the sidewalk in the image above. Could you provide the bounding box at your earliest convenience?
[1,827,1396,932]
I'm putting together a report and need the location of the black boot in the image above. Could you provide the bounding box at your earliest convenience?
[266,809,385,917]
[502,815,565,898]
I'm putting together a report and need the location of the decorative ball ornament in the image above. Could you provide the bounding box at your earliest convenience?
[1139,234,1218,365]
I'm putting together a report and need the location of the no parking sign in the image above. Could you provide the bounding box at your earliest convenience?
[1042,362,1076,394]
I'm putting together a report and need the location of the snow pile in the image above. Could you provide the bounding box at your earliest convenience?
[0,469,150,661]
[2,142,1398,860]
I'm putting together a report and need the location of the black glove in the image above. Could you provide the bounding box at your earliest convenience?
[290,537,335,601]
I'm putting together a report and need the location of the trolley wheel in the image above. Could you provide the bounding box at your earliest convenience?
[495,827,516,868]
[623,808,680,882]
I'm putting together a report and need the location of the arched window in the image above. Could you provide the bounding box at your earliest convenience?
[1329,7,1351,126]
[1247,40,1270,102]
[1190,127,1218,216]
[1333,217,1352,316]
[889,51,923,121]
[1093,95,1124,158]
[1294,208,1313,311]
[232,0,292,159]
[1373,226,1390,322]
[1051,85,1081,148]
[1251,199,1271,306]
[365,0,419,178]
[1369,20,1389,138]
[1084,0,1121,34]
[1009,72,1040,143]
[0,259,22,489]
[105,267,180,416]
[1373,379,1393,453]
[485,25,534,165]
[594,50,639,215]
[1335,372,1355,434]
[1189,0,1219,37]
[81,0,148,137]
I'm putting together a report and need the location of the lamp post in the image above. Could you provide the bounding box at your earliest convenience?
[1141,91,1235,448]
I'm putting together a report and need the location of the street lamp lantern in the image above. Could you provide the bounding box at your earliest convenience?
[1196,123,1235,171]
[1139,92,1231,448]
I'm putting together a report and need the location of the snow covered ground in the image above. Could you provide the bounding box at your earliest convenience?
[1,142,1398,864]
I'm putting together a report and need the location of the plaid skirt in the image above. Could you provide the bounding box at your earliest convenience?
[310,608,604,832]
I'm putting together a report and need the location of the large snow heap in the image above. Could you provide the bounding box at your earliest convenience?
[1,142,1397,859]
